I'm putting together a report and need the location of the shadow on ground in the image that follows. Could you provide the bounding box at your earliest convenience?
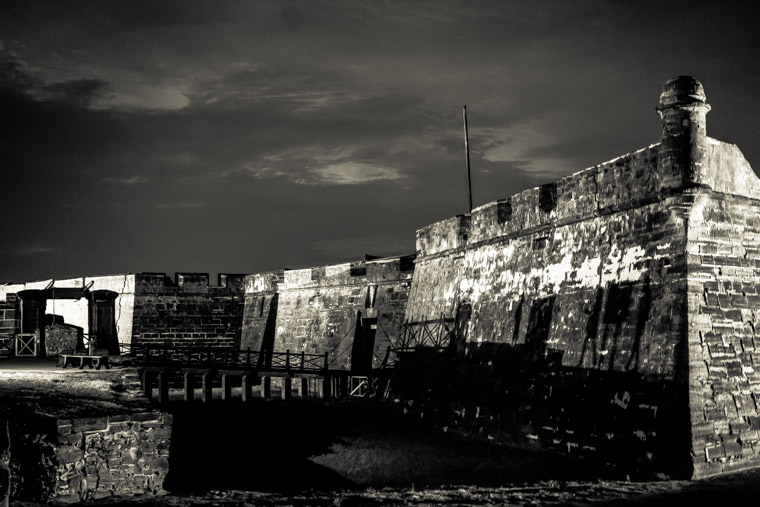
[163,399,610,495]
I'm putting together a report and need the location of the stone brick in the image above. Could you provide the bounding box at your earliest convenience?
[57,445,84,464]
[72,418,107,433]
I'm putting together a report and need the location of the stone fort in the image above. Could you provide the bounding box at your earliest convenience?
[2,76,759,482]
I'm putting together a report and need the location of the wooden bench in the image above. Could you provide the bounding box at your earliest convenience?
[61,354,111,370]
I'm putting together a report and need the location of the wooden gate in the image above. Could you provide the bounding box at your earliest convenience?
[15,333,37,357]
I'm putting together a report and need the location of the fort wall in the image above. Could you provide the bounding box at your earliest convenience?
[240,270,283,353]
[2,76,758,481]
[0,272,247,353]
[398,77,760,478]
[131,273,246,350]
[686,177,760,477]
[0,274,136,348]
[403,146,692,474]
[0,296,19,355]
[242,257,414,370]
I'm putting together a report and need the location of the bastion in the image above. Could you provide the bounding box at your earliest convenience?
[397,76,760,478]
[242,255,414,372]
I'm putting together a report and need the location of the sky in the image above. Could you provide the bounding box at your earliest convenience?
[2,0,760,283]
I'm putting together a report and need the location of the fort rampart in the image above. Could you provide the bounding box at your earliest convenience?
[398,77,760,478]
[242,256,414,371]
[1,77,759,480]
[0,272,246,355]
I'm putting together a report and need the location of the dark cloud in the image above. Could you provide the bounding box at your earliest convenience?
[0,58,37,91]
[43,78,110,107]
[1,1,759,281]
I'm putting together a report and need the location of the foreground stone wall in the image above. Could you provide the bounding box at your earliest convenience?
[53,412,171,501]
[131,273,246,350]
[3,411,170,503]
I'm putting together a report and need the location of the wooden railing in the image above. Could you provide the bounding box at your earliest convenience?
[129,342,328,373]
[395,314,455,350]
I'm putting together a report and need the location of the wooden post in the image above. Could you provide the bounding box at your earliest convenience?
[300,351,305,370]
[381,346,391,368]
[246,347,251,367]
[242,375,252,403]
[323,374,332,399]
[263,376,271,399]
[142,371,154,400]
[301,377,309,398]
[285,349,290,370]
[284,376,292,400]
[222,374,232,401]
[184,373,194,402]
[158,371,169,406]
[202,372,213,403]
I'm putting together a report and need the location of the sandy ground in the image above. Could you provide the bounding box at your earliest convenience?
[0,357,149,417]
[3,358,760,506]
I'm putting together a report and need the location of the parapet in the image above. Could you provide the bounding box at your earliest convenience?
[417,144,661,256]
[244,270,285,294]
[417,76,760,258]
[277,254,415,291]
[135,272,246,294]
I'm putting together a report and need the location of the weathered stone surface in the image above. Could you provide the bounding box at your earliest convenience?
[2,411,170,503]
[44,323,82,356]
[396,76,760,479]
[132,272,245,351]
[242,256,414,370]
[51,412,170,502]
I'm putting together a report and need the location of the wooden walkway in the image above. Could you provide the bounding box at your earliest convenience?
[131,343,391,405]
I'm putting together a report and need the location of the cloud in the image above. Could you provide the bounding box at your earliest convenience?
[0,56,37,91]
[102,175,148,185]
[235,148,406,186]
[0,245,57,255]
[95,82,190,111]
[156,201,205,210]
[23,246,56,254]
[2,0,760,283]
[307,161,404,185]
[42,78,110,107]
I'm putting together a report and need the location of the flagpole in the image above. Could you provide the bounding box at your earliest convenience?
[463,105,473,212]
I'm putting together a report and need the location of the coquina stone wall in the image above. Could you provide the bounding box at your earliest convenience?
[242,257,414,370]
[241,270,283,355]
[398,77,760,478]
[2,410,170,503]
[686,161,760,476]
[0,272,247,354]
[126,272,246,350]
[0,275,136,349]
[0,296,18,356]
